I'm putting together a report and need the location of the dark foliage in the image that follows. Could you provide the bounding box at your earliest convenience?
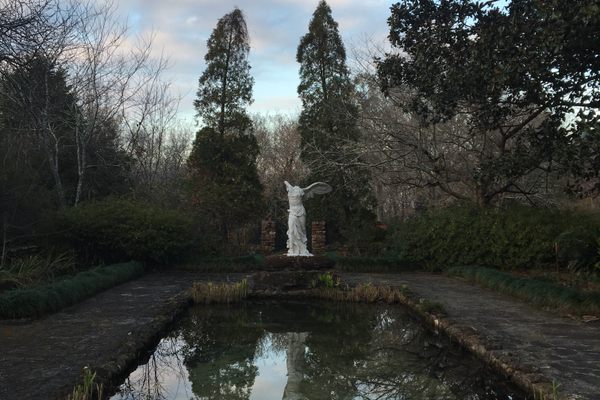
[388,205,600,270]
[189,8,264,239]
[377,0,600,204]
[296,0,375,242]
[59,198,194,265]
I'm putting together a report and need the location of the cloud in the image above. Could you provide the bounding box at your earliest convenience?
[112,0,395,117]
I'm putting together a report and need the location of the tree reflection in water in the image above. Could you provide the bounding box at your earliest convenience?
[110,300,523,400]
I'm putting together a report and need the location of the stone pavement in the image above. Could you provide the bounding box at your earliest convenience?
[340,273,600,400]
[0,272,247,400]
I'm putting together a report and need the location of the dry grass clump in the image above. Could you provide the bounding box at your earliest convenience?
[191,279,249,304]
[315,282,409,304]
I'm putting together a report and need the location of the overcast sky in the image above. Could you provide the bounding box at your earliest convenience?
[116,0,396,122]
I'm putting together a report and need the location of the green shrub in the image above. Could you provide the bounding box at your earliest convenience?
[554,228,598,270]
[0,261,144,319]
[448,266,600,315]
[59,198,195,265]
[387,205,600,270]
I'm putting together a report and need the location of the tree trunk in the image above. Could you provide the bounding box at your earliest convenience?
[42,69,67,209]
[74,120,86,206]
[1,213,7,268]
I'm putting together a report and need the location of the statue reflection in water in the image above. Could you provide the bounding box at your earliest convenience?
[282,332,308,400]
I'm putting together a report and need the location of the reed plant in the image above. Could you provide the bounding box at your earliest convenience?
[314,282,410,304]
[66,368,103,400]
[0,251,76,289]
[191,279,249,304]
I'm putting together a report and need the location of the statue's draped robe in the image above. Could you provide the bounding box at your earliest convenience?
[286,185,311,256]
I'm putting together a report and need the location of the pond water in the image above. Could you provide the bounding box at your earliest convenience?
[109,300,524,400]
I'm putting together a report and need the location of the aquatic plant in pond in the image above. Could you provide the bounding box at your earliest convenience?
[109,300,524,400]
[191,279,249,304]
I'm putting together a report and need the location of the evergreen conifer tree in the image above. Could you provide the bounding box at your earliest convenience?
[297,0,375,244]
[189,8,263,240]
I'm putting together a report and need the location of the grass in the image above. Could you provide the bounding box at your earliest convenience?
[0,261,144,319]
[66,368,103,400]
[191,279,249,304]
[178,254,264,272]
[313,282,409,304]
[312,282,445,315]
[447,266,600,315]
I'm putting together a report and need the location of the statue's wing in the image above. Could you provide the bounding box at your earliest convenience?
[302,182,332,199]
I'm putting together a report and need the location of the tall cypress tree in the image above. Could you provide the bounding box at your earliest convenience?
[189,8,263,239]
[297,0,374,244]
[193,8,253,134]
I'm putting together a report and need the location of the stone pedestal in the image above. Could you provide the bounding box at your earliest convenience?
[252,270,322,292]
[264,254,334,271]
[252,254,336,293]
[260,219,276,254]
[311,221,326,255]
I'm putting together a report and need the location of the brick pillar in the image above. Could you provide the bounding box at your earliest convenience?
[260,219,276,254]
[311,221,326,255]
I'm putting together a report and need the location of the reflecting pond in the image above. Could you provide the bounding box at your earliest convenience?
[110,300,524,400]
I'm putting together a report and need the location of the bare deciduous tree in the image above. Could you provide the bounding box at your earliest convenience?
[253,113,307,218]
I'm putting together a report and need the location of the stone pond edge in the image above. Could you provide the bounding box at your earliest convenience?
[81,278,571,400]
[90,291,195,399]
[391,290,569,400]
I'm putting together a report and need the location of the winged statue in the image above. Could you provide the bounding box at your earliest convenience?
[284,181,332,256]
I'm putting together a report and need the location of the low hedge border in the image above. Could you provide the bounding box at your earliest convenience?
[177,254,265,273]
[0,261,144,319]
[447,266,600,315]
[329,255,420,273]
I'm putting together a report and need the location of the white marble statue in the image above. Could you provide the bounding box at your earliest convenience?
[284,180,332,257]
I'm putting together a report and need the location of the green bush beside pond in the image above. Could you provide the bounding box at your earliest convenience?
[387,205,600,270]
[59,198,195,265]
[0,261,144,319]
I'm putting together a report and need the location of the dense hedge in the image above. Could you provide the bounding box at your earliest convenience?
[387,205,600,270]
[60,198,195,265]
[0,262,144,319]
[448,266,600,314]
